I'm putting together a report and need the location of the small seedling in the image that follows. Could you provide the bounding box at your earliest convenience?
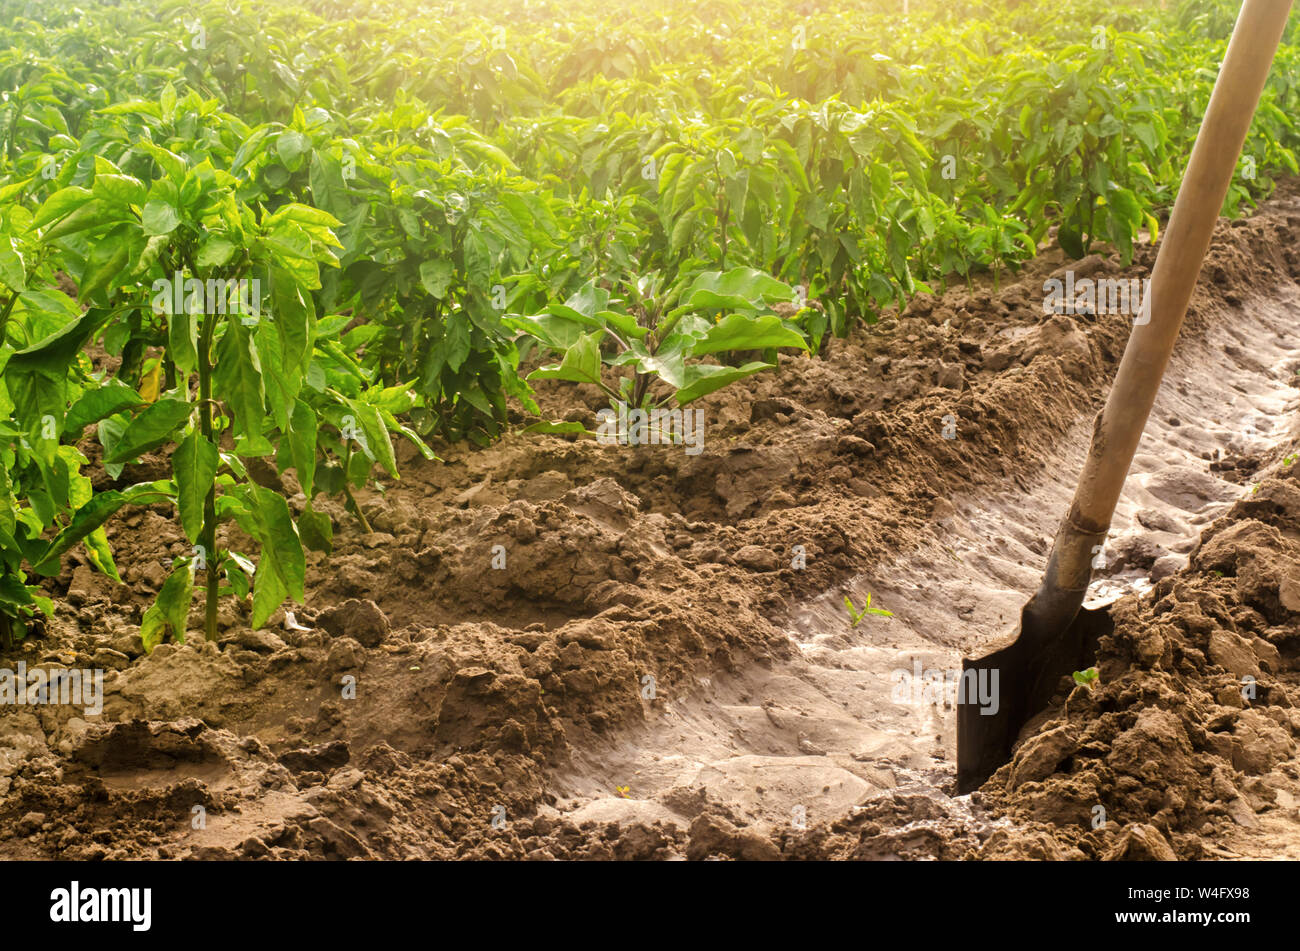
[1072,667,1100,690]
[844,593,894,627]
[1283,454,1296,467]
[615,785,632,799]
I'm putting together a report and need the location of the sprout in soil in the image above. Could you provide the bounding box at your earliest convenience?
[844,593,893,627]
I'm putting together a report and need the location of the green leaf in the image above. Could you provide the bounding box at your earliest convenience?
[505,313,594,350]
[41,199,112,241]
[631,337,688,389]
[224,551,253,599]
[691,314,808,356]
[443,311,472,371]
[0,247,26,293]
[276,131,312,168]
[93,172,147,208]
[554,282,610,320]
[97,413,129,480]
[341,397,397,478]
[289,399,317,499]
[1057,210,1086,260]
[267,266,314,384]
[419,259,454,299]
[168,296,199,378]
[32,481,172,574]
[527,331,605,386]
[0,572,35,608]
[5,303,110,426]
[674,361,774,405]
[260,221,320,290]
[676,267,794,312]
[32,186,95,229]
[173,430,219,544]
[197,235,236,269]
[298,505,333,554]
[140,563,193,651]
[142,201,181,236]
[212,321,266,442]
[725,169,749,222]
[1107,186,1143,230]
[237,485,305,628]
[80,224,133,298]
[160,82,177,119]
[669,208,698,255]
[133,234,170,278]
[670,159,708,217]
[523,420,588,435]
[65,381,146,433]
[82,527,121,584]
[0,178,31,204]
[104,398,193,464]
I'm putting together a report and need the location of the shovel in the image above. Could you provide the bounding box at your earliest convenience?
[956,0,1294,794]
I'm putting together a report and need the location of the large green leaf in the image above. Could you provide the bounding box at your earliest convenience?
[104,398,193,464]
[32,186,95,229]
[419,260,454,299]
[527,331,605,386]
[675,361,774,405]
[212,320,266,443]
[140,563,193,651]
[288,399,318,498]
[93,171,147,209]
[691,314,808,356]
[341,397,397,478]
[4,303,109,425]
[236,485,305,628]
[0,247,26,293]
[173,430,219,544]
[297,505,333,554]
[65,380,146,433]
[141,200,181,236]
[505,313,593,350]
[32,481,172,575]
[196,235,236,269]
[674,267,794,312]
[79,224,134,299]
[268,265,314,382]
[42,200,113,241]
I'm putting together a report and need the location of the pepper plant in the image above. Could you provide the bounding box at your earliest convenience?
[507,266,809,412]
[29,90,426,647]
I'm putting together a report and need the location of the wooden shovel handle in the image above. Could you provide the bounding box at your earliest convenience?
[1027,0,1293,635]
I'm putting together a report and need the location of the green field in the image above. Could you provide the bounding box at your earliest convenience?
[0,0,1295,695]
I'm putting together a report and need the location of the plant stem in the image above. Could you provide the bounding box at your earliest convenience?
[0,292,17,344]
[341,445,374,533]
[717,192,728,269]
[197,310,220,641]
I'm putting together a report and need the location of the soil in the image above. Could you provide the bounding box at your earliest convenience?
[2,183,1299,861]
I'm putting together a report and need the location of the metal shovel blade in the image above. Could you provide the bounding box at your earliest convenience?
[955,603,1112,794]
